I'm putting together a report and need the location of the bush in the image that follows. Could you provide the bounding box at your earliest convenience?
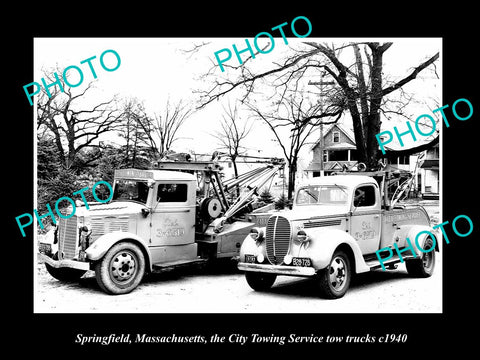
[274,194,289,210]
[259,188,274,204]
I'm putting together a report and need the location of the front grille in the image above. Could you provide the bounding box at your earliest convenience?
[265,215,291,265]
[57,216,78,259]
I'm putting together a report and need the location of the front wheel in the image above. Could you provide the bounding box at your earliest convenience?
[245,272,277,291]
[45,253,87,282]
[317,250,351,299]
[94,242,146,295]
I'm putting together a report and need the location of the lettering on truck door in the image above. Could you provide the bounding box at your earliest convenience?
[349,184,382,254]
[151,182,195,246]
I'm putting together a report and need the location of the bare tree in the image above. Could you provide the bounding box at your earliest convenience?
[37,68,123,169]
[137,99,192,158]
[247,94,339,200]
[197,41,440,170]
[211,102,253,181]
[117,98,152,167]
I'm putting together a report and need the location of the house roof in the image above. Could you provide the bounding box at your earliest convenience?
[311,123,356,150]
[310,120,437,153]
[324,142,357,150]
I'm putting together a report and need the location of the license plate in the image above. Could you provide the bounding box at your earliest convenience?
[292,257,311,267]
[245,254,256,263]
[38,243,52,255]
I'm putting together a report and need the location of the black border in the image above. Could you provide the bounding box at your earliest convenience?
[8,5,478,354]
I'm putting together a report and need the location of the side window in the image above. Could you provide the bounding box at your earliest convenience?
[353,185,376,207]
[157,183,188,202]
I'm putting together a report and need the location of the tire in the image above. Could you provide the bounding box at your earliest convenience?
[245,272,277,291]
[406,237,435,277]
[45,253,87,282]
[94,242,146,295]
[317,250,351,299]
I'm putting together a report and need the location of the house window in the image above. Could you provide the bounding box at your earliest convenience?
[329,150,348,161]
[333,131,340,143]
[323,150,328,162]
[398,156,410,165]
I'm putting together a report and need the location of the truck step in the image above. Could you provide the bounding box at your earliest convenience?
[364,253,416,270]
[151,258,208,273]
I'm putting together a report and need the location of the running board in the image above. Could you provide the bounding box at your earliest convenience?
[364,253,416,270]
[151,258,208,273]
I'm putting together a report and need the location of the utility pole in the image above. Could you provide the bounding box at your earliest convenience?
[308,70,334,176]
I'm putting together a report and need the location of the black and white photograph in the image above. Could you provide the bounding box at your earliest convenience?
[32,37,443,314]
[8,6,478,354]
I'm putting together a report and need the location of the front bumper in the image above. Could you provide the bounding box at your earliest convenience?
[237,262,316,277]
[38,253,91,271]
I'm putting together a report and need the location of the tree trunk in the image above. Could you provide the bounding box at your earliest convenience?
[232,157,240,198]
[364,45,385,170]
[287,161,297,200]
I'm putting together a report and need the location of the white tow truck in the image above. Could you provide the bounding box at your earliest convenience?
[238,171,438,298]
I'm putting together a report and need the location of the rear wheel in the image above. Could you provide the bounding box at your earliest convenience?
[317,250,351,299]
[94,242,145,295]
[45,253,87,282]
[245,272,277,291]
[406,237,435,277]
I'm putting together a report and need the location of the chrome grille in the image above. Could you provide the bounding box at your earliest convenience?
[58,216,78,259]
[265,215,291,265]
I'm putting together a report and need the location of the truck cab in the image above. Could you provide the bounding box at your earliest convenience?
[238,173,438,299]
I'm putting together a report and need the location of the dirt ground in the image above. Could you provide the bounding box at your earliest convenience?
[34,199,442,314]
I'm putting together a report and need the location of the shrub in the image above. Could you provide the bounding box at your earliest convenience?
[259,188,274,204]
[274,193,289,210]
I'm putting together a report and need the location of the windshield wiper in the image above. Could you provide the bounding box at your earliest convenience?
[304,189,318,202]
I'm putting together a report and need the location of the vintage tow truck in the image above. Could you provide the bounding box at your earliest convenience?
[38,159,284,294]
[238,171,439,299]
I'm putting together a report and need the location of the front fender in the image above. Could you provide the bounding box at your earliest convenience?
[299,228,369,273]
[85,232,152,271]
[239,233,266,262]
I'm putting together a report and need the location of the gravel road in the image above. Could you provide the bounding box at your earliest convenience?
[34,200,442,313]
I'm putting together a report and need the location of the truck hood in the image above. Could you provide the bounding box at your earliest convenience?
[283,205,349,221]
[75,201,145,217]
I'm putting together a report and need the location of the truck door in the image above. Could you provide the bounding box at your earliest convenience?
[150,181,196,246]
[349,184,382,254]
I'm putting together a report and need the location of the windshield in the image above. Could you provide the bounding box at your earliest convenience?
[296,185,348,205]
[112,179,150,204]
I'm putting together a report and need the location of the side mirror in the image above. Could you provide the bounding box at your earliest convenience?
[147,179,155,188]
[141,208,150,217]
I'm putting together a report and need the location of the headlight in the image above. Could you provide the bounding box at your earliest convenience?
[249,227,265,242]
[80,225,91,233]
[296,230,309,243]
[78,217,92,234]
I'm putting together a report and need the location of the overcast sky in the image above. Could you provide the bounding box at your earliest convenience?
[34,37,442,161]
